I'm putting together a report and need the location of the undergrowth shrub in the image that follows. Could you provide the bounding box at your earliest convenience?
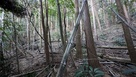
[122,64,136,75]
[74,64,104,77]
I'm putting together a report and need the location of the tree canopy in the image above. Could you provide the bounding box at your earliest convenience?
[0,0,26,17]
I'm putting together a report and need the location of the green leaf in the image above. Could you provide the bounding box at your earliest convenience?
[94,73,104,77]
[74,71,83,77]
[94,68,104,77]
[89,71,94,77]
[122,64,136,75]
[89,66,93,72]
[95,70,104,74]
[0,27,3,30]
[94,68,100,72]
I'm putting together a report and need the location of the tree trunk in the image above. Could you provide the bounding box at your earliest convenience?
[45,0,50,64]
[40,0,50,65]
[56,1,86,76]
[93,0,101,31]
[123,4,130,24]
[26,16,30,50]
[56,0,65,50]
[83,0,100,68]
[0,12,5,76]
[63,7,67,44]
[115,0,136,64]
[103,2,110,27]
[91,0,96,36]
[49,9,54,64]
[13,15,20,73]
[75,0,83,59]
[38,4,42,48]
[0,39,5,75]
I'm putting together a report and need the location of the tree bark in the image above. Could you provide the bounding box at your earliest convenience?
[91,0,96,36]
[56,0,65,50]
[40,0,50,64]
[26,15,30,50]
[49,9,54,64]
[0,12,5,76]
[123,4,130,24]
[93,0,101,30]
[45,0,50,64]
[63,7,67,46]
[0,40,5,76]
[13,15,20,73]
[75,0,83,59]
[115,0,136,64]
[83,0,100,68]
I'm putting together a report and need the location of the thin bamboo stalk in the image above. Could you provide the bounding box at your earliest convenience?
[56,0,86,77]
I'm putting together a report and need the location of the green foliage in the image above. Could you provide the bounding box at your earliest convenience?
[122,65,136,75]
[0,0,26,17]
[74,64,104,77]
[48,8,57,16]
[48,0,74,17]
[0,27,3,30]
[0,15,25,50]
[122,0,136,14]
[122,0,135,6]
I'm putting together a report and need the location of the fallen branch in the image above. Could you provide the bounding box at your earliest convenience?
[106,65,117,77]
[97,53,131,63]
[97,46,136,50]
[10,68,43,77]
[35,65,49,77]
[103,56,131,63]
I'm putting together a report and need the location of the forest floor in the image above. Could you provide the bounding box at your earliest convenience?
[7,22,136,77]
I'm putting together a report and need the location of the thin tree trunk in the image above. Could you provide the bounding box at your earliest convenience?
[26,16,30,50]
[63,7,67,44]
[83,0,100,68]
[45,0,50,64]
[93,0,101,31]
[55,15,58,33]
[56,1,86,76]
[40,0,50,65]
[38,6,42,49]
[56,0,65,50]
[0,38,5,75]
[115,0,136,64]
[91,0,96,36]
[75,0,83,59]
[49,26,54,64]
[0,11,5,76]
[103,2,110,27]
[49,8,54,64]
[66,12,69,31]
[25,4,31,50]
[40,19,43,48]
[123,4,130,23]
[13,15,20,73]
